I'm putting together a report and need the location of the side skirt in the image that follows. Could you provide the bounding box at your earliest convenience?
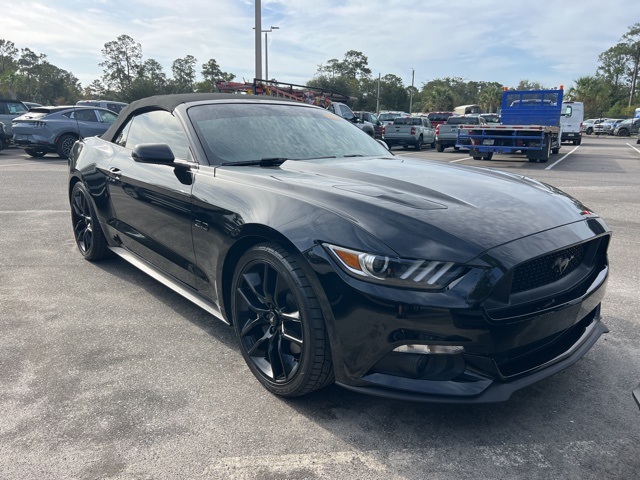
[109,246,229,325]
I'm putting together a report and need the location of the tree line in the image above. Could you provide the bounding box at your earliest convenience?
[0,23,638,119]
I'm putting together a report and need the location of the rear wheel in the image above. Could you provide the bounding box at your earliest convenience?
[482,152,493,160]
[56,134,77,159]
[415,136,423,150]
[25,148,46,158]
[436,143,445,152]
[231,243,333,397]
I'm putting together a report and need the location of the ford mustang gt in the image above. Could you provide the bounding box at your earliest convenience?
[68,93,610,403]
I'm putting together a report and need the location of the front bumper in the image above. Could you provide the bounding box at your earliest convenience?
[305,218,610,403]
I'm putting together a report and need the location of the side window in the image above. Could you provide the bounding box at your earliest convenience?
[97,110,118,123]
[74,109,98,122]
[123,110,192,161]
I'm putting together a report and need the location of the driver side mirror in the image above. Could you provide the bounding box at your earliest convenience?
[132,143,176,165]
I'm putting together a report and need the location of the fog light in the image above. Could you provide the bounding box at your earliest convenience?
[393,344,464,355]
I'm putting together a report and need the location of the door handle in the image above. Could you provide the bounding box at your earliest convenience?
[108,167,122,177]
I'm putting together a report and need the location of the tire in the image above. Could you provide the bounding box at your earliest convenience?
[453,146,460,151]
[430,141,436,149]
[436,143,445,152]
[415,136,423,150]
[70,182,111,261]
[482,152,493,160]
[541,138,551,163]
[56,134,78,159]
[586,127,593,135]
[552,147,560,154]
[231,243,333,397]
[618,129,630,137]
[25,148,46,158]
[472,156,481,160]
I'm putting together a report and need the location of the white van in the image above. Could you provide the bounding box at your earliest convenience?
[561,101,584,145]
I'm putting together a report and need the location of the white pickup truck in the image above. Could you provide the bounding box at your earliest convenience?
[384,116,436,150]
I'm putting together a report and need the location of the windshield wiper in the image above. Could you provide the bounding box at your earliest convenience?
[220,157,290,167]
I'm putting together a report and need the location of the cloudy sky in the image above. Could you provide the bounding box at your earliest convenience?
[4,0,639,90]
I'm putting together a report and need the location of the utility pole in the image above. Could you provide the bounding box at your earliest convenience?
[409,68,415,114]
[254,0,262,80]
[376,73,381,114]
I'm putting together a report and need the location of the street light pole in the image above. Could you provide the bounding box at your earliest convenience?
[264,26,279,81]
[409,68,415,114]
[254,0,262,80]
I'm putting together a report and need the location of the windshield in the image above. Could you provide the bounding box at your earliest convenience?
[379,113,401,122]
[188,103,390,164]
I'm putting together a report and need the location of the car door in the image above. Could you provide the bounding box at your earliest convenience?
[423,118,435,142]
[105,109,202,288]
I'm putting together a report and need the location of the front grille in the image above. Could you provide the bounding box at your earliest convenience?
[511,243,586,294]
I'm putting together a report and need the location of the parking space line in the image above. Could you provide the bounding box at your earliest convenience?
[627,143,640,154]
[545,144,580,170]
[449,157,469,163]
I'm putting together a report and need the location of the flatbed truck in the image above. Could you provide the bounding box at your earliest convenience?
[457,87,564,162]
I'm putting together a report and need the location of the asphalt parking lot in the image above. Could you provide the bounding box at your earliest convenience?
[1,135,639,479]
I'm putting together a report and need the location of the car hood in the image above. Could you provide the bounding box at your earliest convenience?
[222,156,592,262]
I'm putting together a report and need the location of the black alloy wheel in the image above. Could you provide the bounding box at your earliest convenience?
[57,134,78,159]
[25,148,46,158]
[232,243,333,397]
[70,182,110,260]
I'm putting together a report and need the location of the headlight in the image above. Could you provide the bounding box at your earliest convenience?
[324,243,469,290]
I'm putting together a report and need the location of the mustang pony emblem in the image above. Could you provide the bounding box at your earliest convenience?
[553,255,575,275]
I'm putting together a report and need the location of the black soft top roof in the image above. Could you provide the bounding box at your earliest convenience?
[101,92,298,143]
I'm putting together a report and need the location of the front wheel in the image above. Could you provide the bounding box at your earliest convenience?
[231,243,333,397]
[618,129,630,137]
[70,182,111,260]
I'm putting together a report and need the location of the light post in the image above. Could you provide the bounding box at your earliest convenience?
[409,68,415,114]
[263,26,279,81]
[254,0,262,80]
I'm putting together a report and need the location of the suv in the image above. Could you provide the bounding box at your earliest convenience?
[12,105,118,159]
[353,111,384,139]
[76,100,128,114]
[0,99,29,139]
[326,102,375,138]
[613,118,640,137]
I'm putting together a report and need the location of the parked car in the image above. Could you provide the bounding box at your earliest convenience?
[0,99,29,138]
[76,99,128,114]
[326,102,375,138]
[582,118,606,135]
[67,93,610,403]
[425,111,454,127]
[435,114,487,152]
[12,105,118,159]
[384,116,435,150]
[479,113,501,124]
[378,111,409,127]
[23,101,43,110]
[0,121,10,150]
[353,111,384,140]
[595,118,624,135]
[613,118,640,137]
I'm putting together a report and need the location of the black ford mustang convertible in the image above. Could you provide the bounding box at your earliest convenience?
[68,93,610,403]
